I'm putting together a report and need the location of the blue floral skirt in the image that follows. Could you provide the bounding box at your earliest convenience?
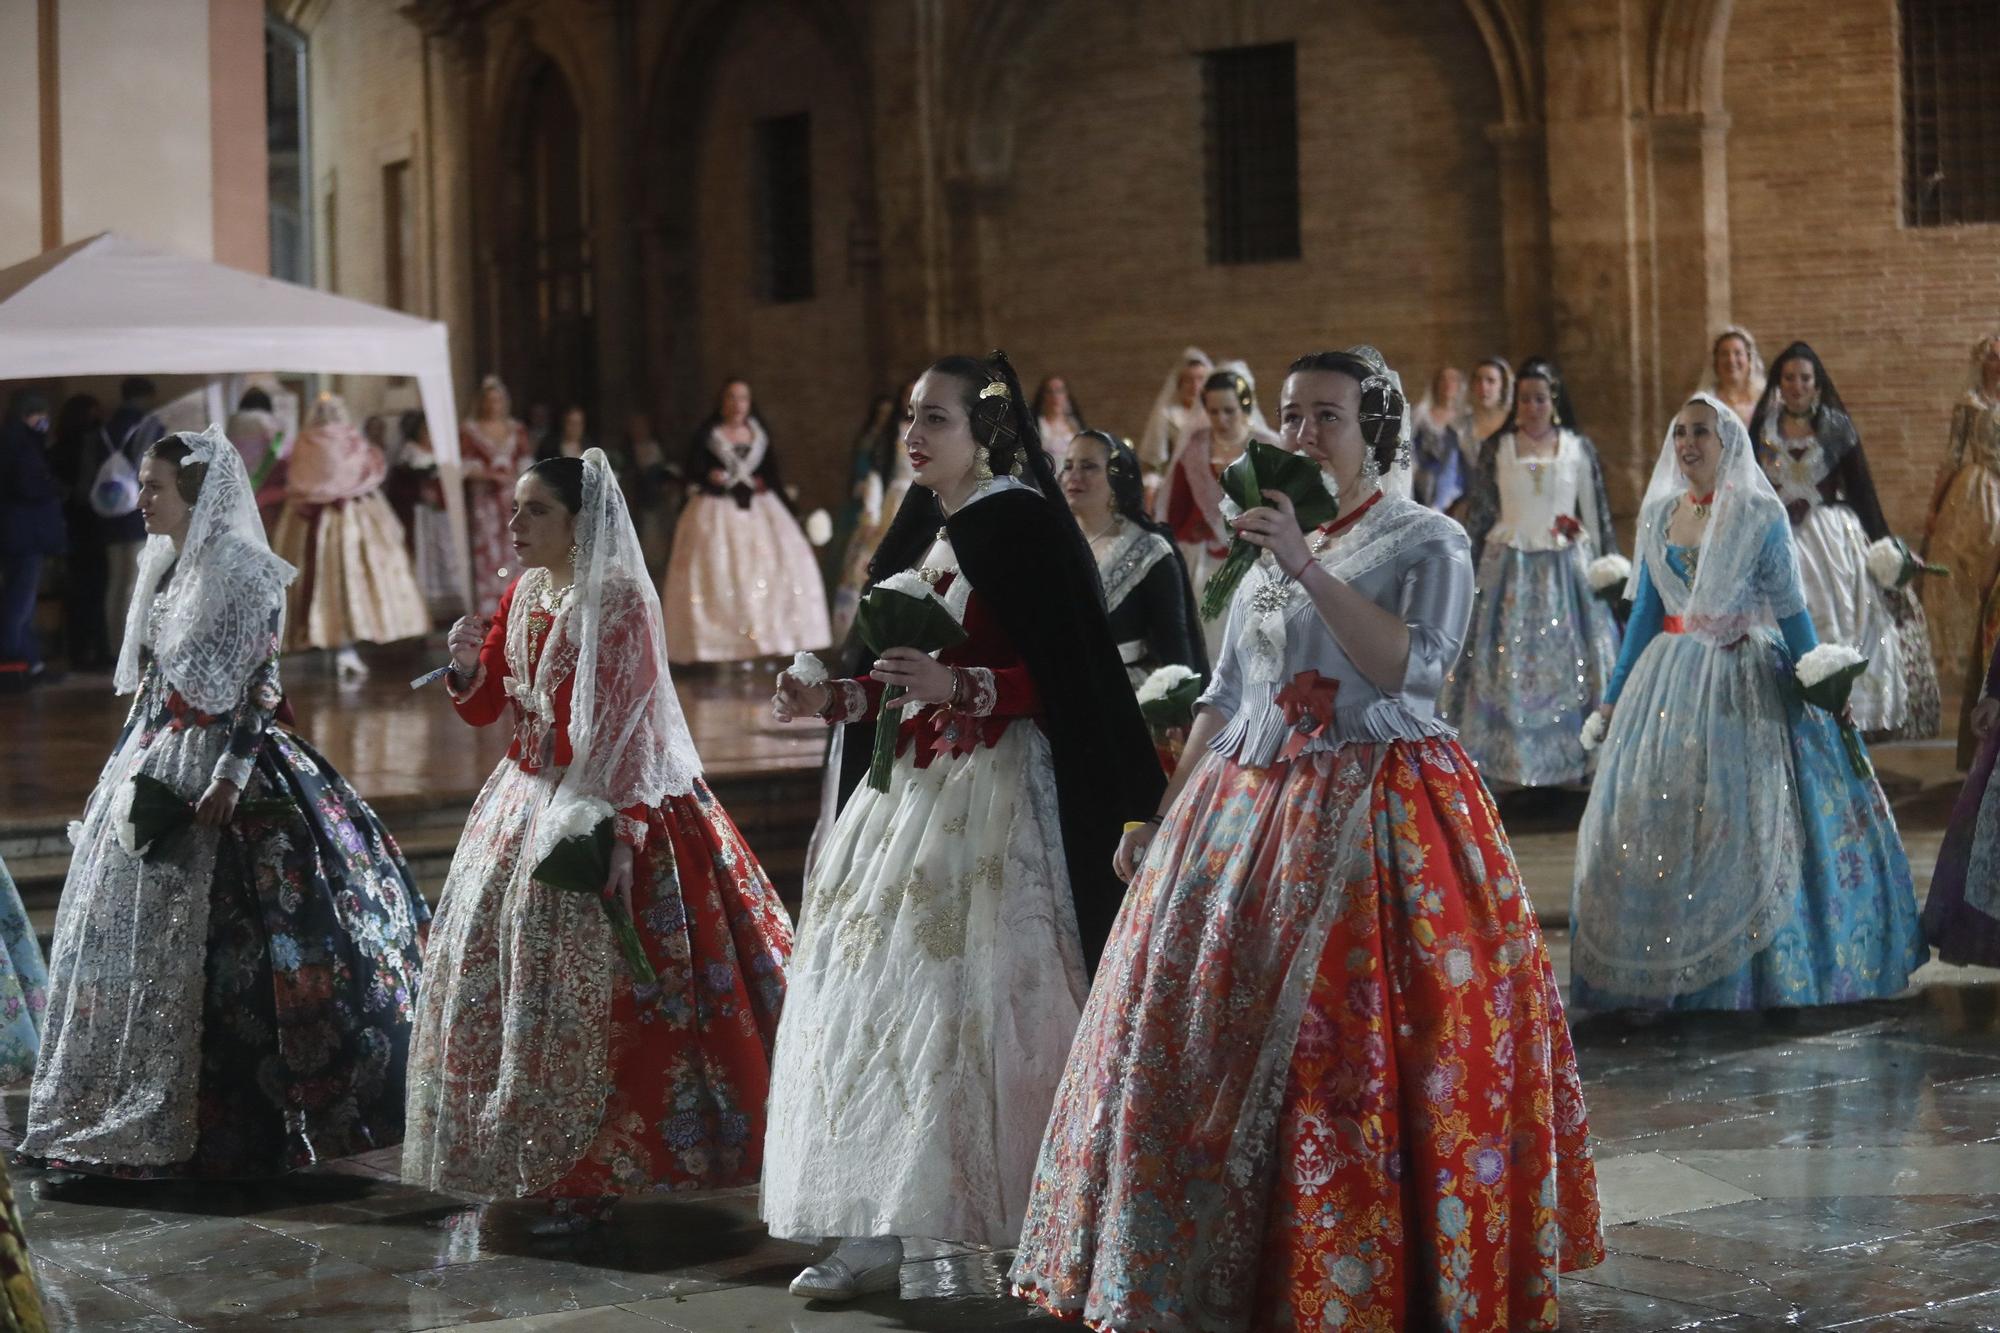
[1443,545,1620,788]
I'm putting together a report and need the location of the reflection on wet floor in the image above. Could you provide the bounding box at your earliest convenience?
[5,980,2000,1330]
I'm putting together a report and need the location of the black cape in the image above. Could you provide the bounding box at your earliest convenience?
[831,487,1164,971]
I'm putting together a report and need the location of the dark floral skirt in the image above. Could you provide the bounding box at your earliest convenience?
[26,728,428,1179]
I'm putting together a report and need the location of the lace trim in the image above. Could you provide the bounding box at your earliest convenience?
[958,667,998,718]
[612,811,649,852]
[447,662,488,703]
[826,679,868,725]
[1099,530,1174,612]
[212,753,253,789]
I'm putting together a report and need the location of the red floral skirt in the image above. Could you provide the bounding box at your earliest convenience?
[1012,738,1603,1332]
[544,780,793,1198]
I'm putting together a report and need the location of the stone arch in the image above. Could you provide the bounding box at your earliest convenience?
[1650,0,1734,115]
[637,0,880,502]
[1460,0,1539,126]
[486,46,595,425]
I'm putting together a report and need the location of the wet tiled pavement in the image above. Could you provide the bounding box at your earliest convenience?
[8,969,2000,1331]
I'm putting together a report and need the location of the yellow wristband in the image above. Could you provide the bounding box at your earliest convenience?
[1122,821,1148,834]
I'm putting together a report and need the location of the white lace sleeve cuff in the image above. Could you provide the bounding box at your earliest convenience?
[825,678,868,725]
[447,663,487,703]
[613,812,649,852]
[957,667,998,718]
[212,753,254,789]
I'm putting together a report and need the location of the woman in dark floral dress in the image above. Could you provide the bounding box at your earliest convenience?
[20,428,428,1180]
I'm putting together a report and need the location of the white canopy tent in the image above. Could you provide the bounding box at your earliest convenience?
[0,231,470,604]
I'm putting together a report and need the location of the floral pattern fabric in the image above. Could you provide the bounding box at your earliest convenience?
[404,582,792,1200]
[1011,738,1603,1332]
[1442,545,1620,787]
[0,858,46,1087]
[24,630,428,1177]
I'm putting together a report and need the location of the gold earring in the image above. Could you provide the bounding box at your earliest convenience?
[975,446,994,483]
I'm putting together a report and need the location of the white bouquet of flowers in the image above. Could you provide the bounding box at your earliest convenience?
[1585,554,1632,604]
[1579,710,1609,753]
[805,508,834,547]
[1864,536,1947,591]
[1795,643,1871,777]
[785,651,829,689]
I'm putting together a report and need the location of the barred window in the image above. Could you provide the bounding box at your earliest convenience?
[1202,43,1301,265]
[1902,0,2000,226]
[754,113,815,302]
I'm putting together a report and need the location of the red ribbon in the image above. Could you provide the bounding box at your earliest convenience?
[1275,669,1341,761]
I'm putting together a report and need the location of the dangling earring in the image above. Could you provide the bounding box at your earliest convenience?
[1008,452,1025,478]
[975,446,994,484]
[568,541,581,571]
[1360,449,1382,487]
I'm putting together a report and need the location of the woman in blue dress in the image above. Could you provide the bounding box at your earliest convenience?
[1571,393,1926,1011]
[1443,358,1622,788]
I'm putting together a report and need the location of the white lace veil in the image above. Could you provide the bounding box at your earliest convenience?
[552,448,701,815]
[113,425,296,713]
[1627,391,1793,645]
[1140,345,1212,464]
[1211,358,1274,438]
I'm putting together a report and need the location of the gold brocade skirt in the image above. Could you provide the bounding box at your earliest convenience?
[272,491,432,651]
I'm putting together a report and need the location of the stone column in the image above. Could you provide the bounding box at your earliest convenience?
[1487,120,1555,360]
[1645,109,1732,430]
[1541,0,1649,515]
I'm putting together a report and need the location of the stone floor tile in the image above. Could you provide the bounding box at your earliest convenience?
[1666,1145,2000,1199]
[107,1254,501,1330]
[1592,1152,1758,1225]
[32,1258,194,1332]
[464,1311,683,1332]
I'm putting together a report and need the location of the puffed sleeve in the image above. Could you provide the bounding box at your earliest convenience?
[1398,535,1475,702]
[1195,591,1246,720]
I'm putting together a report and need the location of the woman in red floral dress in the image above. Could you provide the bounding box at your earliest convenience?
[403,449,792,1233]
[1011,347,1602,1331]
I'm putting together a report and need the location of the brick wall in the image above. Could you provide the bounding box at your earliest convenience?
[306,0,430,425]
[977,0,1509,448]
[1726,0,2000,537]
[689,12,875,508]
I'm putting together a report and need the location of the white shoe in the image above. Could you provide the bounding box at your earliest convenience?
[335,646,369,683]
[789,1235,903,1301]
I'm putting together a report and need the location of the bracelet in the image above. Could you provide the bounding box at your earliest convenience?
[947,667,968,710]
[815,683,843,722]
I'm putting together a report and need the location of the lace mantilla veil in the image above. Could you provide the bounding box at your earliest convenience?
[113,425,296,714]
[549,448,701,826]
[1627,390,1796,646]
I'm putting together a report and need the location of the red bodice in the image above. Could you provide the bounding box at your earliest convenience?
[848,578,1042,767]
[449,577,651,843]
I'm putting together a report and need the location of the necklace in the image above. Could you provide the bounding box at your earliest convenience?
[1688,490,1715,520]
[1084,515,1123,550]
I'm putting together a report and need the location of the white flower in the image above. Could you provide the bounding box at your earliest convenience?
[874,570,944,603]
[1586,554,1632,592]
[805,508,833,547]
[1443,947,1474,987]
[1796,642,1866,688]
[543,794,615,847]
[66,820,84,848]
[1579,711,1608,753]
[1136,664,1200,705]
[1865,537,1907,590]
[787,651,829,688]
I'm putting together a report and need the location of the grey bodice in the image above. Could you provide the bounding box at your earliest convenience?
[1199,506,1473,767]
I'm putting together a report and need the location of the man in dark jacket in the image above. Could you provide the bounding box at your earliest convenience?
[0,390,65,691]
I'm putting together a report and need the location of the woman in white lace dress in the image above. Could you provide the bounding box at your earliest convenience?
[764,352,1162,1303]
